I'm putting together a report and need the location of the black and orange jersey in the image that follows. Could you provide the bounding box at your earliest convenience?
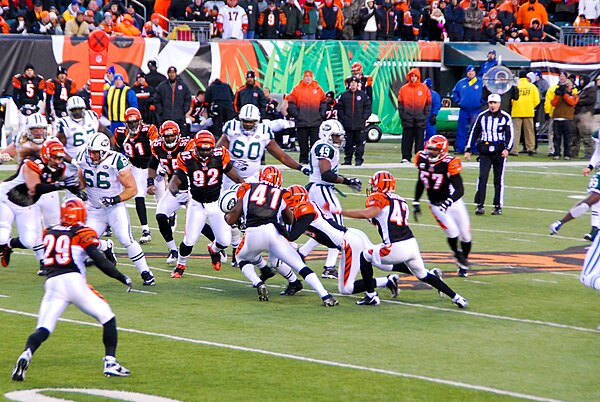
[289,200,346,249]
[12,73,45,108]
[365,192,414,243]
[114,123,158,169]
[189,97,207,123]
[2,156,65,207]
[175,146,232,203]
[43,224,100,278]
[414,151,462,204]
[239,181,289,228]
[45,78,78,117]
[150,136,192,177]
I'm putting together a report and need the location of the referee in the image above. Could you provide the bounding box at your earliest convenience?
[464,93,514,216]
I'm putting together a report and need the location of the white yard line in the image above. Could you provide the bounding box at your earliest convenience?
[0,306,567,402]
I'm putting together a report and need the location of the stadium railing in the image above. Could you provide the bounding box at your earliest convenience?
[559,26,600,46]
[167,20,212,42]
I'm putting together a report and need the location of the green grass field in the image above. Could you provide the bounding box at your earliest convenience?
[1,140,599,402]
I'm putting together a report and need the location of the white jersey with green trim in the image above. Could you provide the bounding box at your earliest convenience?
[223,119,273,181]
[57,111,99,159]
[76,150,129,208]
[309,139,339,185]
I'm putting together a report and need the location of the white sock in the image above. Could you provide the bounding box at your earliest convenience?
[325,248,339,267]
[241,264,261,286]
[299,238,319,257]
[275,262,298,282]
[304,272,329,298]
[167,240,176,251]
[126,242,149,274]
[375,277,388,288]
[142,225,150,232]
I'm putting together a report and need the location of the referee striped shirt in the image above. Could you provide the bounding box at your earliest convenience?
[466,109,514,153]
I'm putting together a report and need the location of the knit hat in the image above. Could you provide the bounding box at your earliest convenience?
[466,65,476,73]
[24,63,34,71]
[246,70,255,78]
[148,59,157,68]
[57,66,67,75]
[303,70,314,78]
[113,74,124,81]
[488,49,496,55]
[424,78,432,88]
[107,66,116,74]
[136,71,146,79]
[325,90,335,98]
[104,11,112,18]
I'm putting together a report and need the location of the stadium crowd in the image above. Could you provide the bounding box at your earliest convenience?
[0,0,597,42]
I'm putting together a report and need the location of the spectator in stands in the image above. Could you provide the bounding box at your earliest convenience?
[452,65,483,154]
[595,76,600,130]
[186,0,210,21]
[337,76,371,166]
[445,0,465,41]
[428,7,446,41]
[187,89,209,133]
[32,11,55,34]
[320,90,338,120]
[483,21,505,44]
[478,50,497,78]
[49,12,63,35]
[302,0,319,39]
[103,73,139,133]
[146,60,167,89]
[463,0,483,41]
[342,0,360,40]
[510,70,540,156]
[0,15,10,34]
[234,70,268,114]
[359,0,377,40]
[6,0,27,24]
[506,26,521,42]
[77,80,92,109]
[282,0,303,38]
[573,75,596,159]
[99,11,115,34]
[401,3,421,41]
[84,10,98,30]
[319,0,343,39]
[132,71,159,127]
[520,18,546,42]
[205,78,235,138]
[240,0,259,38]
[287,70,326,164]
[375,0,396,40]
[143,13,167,37]
[550,79,578,160]
[258,0,286,39]
[217,0,248,39]
[497,0,518,31]
[397,68,431,163]
[483,6,500,28]
[579,0,600,23]
[554,0,577,24]
[65,10,90,36]
[106,0,125,21]
[88,0,104,26]
[424,77,441,141]
[155,66,192,134]
[516,0,547,28]
[114,13,141,36]
[169,0,188,20]
[10,10,30,33]
[63,0,82,23]
[26,0,43,25]
[126,4,144,29]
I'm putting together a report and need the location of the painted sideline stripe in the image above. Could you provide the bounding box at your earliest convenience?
[0,307,565,402]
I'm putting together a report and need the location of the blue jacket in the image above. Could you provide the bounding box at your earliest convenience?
[478,59,498,78]
[452,76,484,111]
[444,4,464,36]
[429,88,441,117]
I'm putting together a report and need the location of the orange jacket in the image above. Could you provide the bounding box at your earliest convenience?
[516,0,547,27]
[397,68,432,126]
[287,79,326,128]
[153,0,171,30]
[115,16,141,36]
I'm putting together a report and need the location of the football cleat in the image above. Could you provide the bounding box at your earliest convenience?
[280,280,303,296]
[584,233,593,241]
[170,264,186,278]
[1,244,12,267]
[321,266,338,279]
[356,293,381,306]
[323,294,339,307]
[37,260,48,276]
[220,249,227,263]
[386,274,399,298]
[491,206,502,215]
[257,282,269,301]
[475,205,485,215]
[259,266,276,282]
[141,271,155,286]
[166,249,178,266]
[431,268,445,298]
[457,268,469,278]
[231,253,239,268]
[11,354,30,381]
[103,356,130,377]
[104,239,117,265]
[452,294,468,309]
[139,230,151,244]
[207,245,221,271]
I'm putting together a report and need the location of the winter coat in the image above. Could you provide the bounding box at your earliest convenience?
[397,68,432,127]
[336,88,372,130]
[155,78,192,122]
[234,84,268,114]
[575,80,597,115]
[444,3,465,38]
[463,2,483,30]
[287,79,326,128]
[511,77,540,118]
[452,75,484,111]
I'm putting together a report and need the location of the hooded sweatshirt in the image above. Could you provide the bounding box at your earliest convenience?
[397,68,432,126]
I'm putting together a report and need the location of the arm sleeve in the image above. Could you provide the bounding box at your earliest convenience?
[448,173,464,201]
[431,91,441,116]
[414,177,424,202]
[85,245,128,284]
[321,169,338,183]
[148,155,159,170]
[288,213,316,242]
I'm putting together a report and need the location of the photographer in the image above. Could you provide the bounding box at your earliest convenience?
[550,79,579,160]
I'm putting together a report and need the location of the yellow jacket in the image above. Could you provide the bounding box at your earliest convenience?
[511,78,540,118]
[545,84,578,117]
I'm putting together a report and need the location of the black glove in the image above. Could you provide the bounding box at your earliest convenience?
[101,196,121,207]
[412,201,421,222]
[436,198,453,212]
[47,115,54,123]
[555,85,566,96]
[299,165,310,176]
[75,190,88,201]
[346,177,362,192]
[429,115,437,126]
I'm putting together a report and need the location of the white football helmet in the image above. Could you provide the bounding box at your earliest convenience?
[318,119,345,148]
[26,113,48,144]
[238,104,261,135]
[67,96,87,122]
[86,132,111,165]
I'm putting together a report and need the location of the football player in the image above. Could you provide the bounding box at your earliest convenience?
[76,133,156,286]
[11,198,131,382]
[12,63,45,131]
[413,135,473,278]
[113,107,158,244]
[285,185,399,298]
[226,166,339,306]
[169,131,243,278]
[44,66,78,125]
[344,62,373,100]
[300,119,361,280]
[343,171,468,308]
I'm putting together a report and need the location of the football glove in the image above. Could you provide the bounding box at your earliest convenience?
[550,220,563,235]
[437,198,453,212]
[299,165,310,176]
[346,178,362,192]
[64,175,80,188]
[412,202,421,222]
[101,196,120,207]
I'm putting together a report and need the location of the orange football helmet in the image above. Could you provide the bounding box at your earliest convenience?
[351,62,363,75]
[259,165,282,187]
[41,138,66,171]
[160,120,180,148]
[287,184,309,207]
[124,107,142,133]
[425,135,449,163]
[194,130,215,161]
[369,170,396,194]
[61,198,87,226]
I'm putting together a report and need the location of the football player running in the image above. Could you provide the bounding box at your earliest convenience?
[286,185,399,298]
[12,198,131,382]
[343,171,468,308]
[169,131,244,278]
[76,133,156,286]
[413,135,473,278]
[112,107,158,244]
[217,104,310,267]
[300,119,362,280]
[226,166,339,306]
